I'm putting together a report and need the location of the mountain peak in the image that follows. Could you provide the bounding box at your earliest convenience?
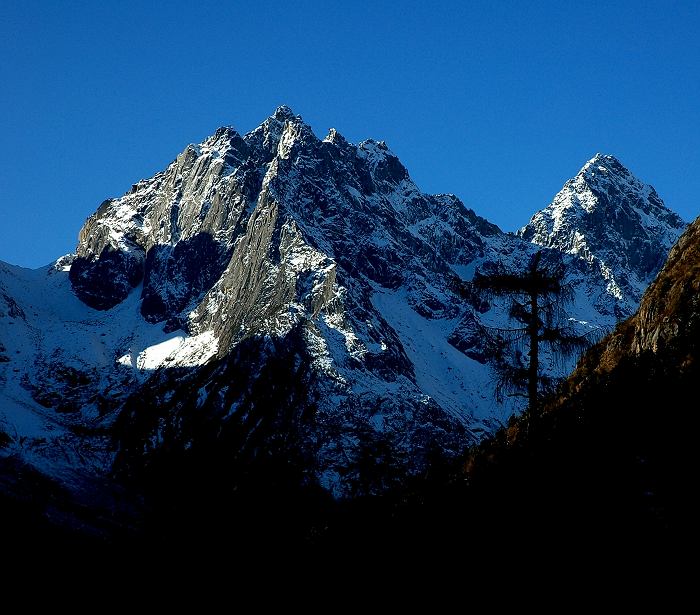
[272,104,298,122]
[579,153,633,183]
[213,125,239,139]
[323,127,348,146]
[519,154,687,312]
[241,105,309,162]
[586,152,622,166]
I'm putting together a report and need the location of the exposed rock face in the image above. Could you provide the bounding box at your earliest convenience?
[569,216,700,376]
[631,218,700,356]
[520,154,686,315]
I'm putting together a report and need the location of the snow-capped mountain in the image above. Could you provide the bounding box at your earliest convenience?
[519,154,686,316]
[0,109,687,498]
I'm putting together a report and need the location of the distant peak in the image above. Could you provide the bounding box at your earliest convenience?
[590,152,619,163]
[580,153,629,177]
[358,139,391,154]
[206,126,242,148]
[323,128,348,146]
[272,105,297,121]
[213,126,239,139]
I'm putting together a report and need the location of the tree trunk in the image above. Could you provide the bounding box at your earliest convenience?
[528,255,540,435]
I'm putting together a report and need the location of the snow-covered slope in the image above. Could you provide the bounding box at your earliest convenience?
[0,110,686,497]
[0,260,217,483]
[519,154,686,316]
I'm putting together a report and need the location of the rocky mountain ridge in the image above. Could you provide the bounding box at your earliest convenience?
[0,107,686,497]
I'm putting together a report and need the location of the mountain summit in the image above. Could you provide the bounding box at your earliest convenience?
[519,153,686,314]
[0,110,687,504]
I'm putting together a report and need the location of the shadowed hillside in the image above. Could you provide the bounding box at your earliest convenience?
[461,216,700,553]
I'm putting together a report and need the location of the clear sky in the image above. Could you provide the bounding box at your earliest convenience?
[1,1,698,267]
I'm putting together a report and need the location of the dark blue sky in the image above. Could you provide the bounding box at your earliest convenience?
[1,1,698,267]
